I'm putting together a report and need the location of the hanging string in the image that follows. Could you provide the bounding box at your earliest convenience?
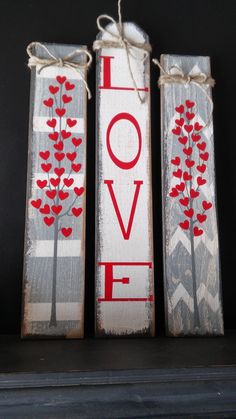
[93,0,152,103]
[153,58,215,130]
[26,42,93,99]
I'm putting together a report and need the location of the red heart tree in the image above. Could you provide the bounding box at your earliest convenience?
[169,99,212,328]
[31,75,84,327]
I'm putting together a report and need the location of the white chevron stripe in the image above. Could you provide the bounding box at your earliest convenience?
[169,226,216,256]
[197,283,220,312]
[168,283,194,313]
[169,282,220,314]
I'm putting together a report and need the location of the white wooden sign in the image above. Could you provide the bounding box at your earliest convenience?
[95,23,155,336]
[22,43,88,338]
[160,54,224,336]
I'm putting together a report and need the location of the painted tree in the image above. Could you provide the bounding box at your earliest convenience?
[30,75,84,327]
[169,99,213,328]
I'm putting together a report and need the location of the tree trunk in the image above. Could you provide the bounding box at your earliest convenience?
[49,217,58,327]
[190,216,200,330]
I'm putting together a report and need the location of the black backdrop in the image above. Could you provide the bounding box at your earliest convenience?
[0,0,235,336]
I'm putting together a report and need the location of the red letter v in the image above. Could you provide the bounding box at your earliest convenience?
[104,180,143,240]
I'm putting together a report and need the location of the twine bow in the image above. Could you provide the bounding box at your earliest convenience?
[153,58,215,130]
[26,42,93,99]
[93,0,152,103]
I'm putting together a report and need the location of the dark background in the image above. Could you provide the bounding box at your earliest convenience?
[0,0,235,336]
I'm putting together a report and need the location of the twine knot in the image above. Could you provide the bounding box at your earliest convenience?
[93,0,152,103]
[26,42,93,99]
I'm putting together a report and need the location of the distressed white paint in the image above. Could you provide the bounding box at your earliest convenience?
[27,240,81,257]
[95,23,155,336]
[27,303,83,322]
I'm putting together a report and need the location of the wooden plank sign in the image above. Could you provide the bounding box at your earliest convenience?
[94,22,155,336]
[21,43,90,338]
[160,54,224,336]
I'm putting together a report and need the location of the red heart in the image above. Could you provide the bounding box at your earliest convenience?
[190,189,199,198]
[175,105,184,114]
[186,100,195,108]
[175,118,184,127]
[184,124,193,133]
[54,141,64,151]
[49,85,59,94]
[179,197,189,206]
[41,163,52,172]
[202,201,212,211]
[200,152,209,161]
[31,199,42,209]
[39,151,50,160]
[49,132,59,141]
[58,190,69,200]
[71,163,81,172]
[63,178,74,187]
[194,122,203,131]
[66,152,77,162]
[197,142,206,151]
[61,227,72,237]
[72,207,83,217]
[183,147,192,156]
[40,204,50,214]
[50,177,60,187]
[74,187,84,196]
[176,182,185,192]
[56,75,66,84]
[61,130,71,139]
[43,98,53,107]
[197,164,206,174]
[183,171,192,181]
[193,226,203,236]
[178,136,188,145]
[51,205,62,215]
[56,108,66,117]
[62,94,72,104]
[54,167,65,177]
[72,137,82,147]
[169,188,179,198]
[37,179,47,189]
[173,169,182,178]
[197,176,206,186]
[184,208,194,218]
[67,118,77,128]
[54,152,65,162]
[192,133,201,142]
[197,213,207,223]
[44,216,55,226]
[65,81,75,90]
[179,220,189,230]
[186,112,195,120]
[172,126,181,136]
[185,159,195,168]
[171,156,180,166]
[46,190,57,200]
[47,119,57,128]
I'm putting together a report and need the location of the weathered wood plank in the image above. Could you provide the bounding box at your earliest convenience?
[21,43,88,338]
[95,23,155,336]
[160,54,224,336]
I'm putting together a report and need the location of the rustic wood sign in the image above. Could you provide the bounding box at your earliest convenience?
[94,21,155,336]
[21,43,90,338]
[159,54,224,336]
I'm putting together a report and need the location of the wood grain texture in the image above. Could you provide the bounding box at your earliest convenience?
[21,43,88,338]
[95,22,155,337]
[160,54,224,336]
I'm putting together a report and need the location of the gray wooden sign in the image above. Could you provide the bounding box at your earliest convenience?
[21,43,88,338]
[94,23,155,337]
[160,54,224,336]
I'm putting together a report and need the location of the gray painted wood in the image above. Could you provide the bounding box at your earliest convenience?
[95,23,155,336]
[160,54,224,336]
[21,43,88,338]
